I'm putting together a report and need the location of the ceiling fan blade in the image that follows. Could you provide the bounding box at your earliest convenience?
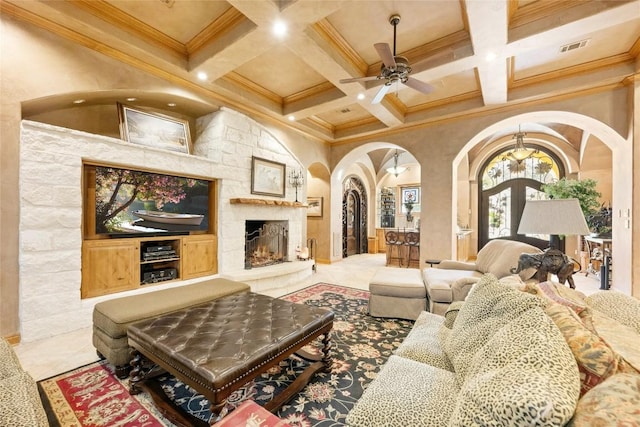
[339,76,381,84]
[374,43,396,69]
[372,84,391,104]
[404,77,434,94]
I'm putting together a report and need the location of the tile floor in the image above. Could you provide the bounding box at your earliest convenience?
[14,252,602,381]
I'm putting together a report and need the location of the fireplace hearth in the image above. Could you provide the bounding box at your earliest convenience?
[245,220,288,269]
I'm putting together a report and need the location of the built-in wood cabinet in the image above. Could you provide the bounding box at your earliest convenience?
[81,239,140,298]
[81,234,217,298]
[182,234,217,279]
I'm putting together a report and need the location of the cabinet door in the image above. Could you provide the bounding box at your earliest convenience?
[82,240,139,298]
[182,235,217,279]
[376,228,387,253]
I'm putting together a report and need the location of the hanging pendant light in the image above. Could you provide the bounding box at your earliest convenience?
[386,150,407,177]
[504,125,538,164]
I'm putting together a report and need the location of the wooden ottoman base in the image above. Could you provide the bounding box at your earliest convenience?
[127,292,334,425]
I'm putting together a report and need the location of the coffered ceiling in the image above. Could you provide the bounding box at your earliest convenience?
[3,0,640,144]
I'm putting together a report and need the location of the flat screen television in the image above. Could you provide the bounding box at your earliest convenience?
[91,165,211,237]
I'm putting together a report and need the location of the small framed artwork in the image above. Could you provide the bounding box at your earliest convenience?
[402,187,420,204]
[117,103,191,154]
[251,156,286,197]
[307,197,323,217]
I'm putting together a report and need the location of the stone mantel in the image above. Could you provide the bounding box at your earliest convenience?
[230,198,307,208]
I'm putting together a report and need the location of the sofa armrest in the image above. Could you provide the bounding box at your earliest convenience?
[451,277,480,301]
[437,260,478,271]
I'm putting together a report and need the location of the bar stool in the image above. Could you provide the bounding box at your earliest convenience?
[385,230,404,267]
[404,231,420,268]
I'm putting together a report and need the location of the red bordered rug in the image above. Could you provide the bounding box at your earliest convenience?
[38,283,412,427]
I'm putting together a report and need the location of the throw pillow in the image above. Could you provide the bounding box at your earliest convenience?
[588,309,640,374]
[544,302,620,396]
[450,306,580,427]
[524,281,587,313]
[568,373,640,426]
[444,274,546,381]
[586,291,640,334]
[443,301,464,329]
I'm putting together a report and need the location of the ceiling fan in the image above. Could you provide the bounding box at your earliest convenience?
[340,14,434,104]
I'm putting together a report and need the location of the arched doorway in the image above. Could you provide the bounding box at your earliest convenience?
[479,146,564,250]
[342,177,368,257]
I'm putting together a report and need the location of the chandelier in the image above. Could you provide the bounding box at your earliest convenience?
[386,150,407,177]
[503,125,538,164]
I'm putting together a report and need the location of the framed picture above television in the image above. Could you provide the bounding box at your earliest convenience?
[117,103,191,154]
[84,163,214,238]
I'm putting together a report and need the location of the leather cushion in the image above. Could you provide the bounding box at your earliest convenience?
[127,292,334,393]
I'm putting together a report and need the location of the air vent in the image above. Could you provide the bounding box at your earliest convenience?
[559,39,590,53]
[340,108,351,114]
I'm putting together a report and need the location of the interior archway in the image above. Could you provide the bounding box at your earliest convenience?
[453,112,630,294]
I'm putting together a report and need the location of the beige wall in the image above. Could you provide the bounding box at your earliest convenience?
[306,164,331,263]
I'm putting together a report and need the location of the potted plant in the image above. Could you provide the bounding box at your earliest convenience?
[404,202,414,222]
[541,178,604,234]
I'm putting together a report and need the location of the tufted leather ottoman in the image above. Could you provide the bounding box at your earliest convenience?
[127,292,334,425]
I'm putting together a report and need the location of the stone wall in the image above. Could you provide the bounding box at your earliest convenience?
[19,108,306,342]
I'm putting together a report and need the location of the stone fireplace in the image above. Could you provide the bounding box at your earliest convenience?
[18,110,312,343]
[245,220,288,269]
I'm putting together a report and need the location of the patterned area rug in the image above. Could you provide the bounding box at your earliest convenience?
[38,283,413,426]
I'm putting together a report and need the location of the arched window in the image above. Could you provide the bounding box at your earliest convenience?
[479,147,564,249]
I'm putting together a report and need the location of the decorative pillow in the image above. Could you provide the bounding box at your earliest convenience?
[568,373,640,426]
[588,309,640,374]
[449,307,580,426]
[586,291,640,334]
[524,281,587,313]
[443,301,464,329]
[444,274,546,381]
[544,302,620,396]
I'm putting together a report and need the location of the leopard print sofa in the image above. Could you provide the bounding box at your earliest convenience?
[0,337,48,426]
[347,273,581,427]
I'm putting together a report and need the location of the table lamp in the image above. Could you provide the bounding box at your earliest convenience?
[517,198,590,249]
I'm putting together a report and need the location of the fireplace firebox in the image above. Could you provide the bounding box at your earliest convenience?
[245,220,288,269]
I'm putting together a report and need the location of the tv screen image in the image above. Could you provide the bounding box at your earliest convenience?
[95,166,210,235]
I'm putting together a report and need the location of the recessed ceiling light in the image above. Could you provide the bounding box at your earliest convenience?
[288,115,295,121]
[197,71,208,81]
[73,99,85,104]
[273,20,287,37]
[485,51,497,62]
[126,97,137,102]
[167,103,176,107]
[357,93,365,100]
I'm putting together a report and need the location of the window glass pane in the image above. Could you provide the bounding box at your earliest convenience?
[488,188,511,239]
[482,149,560,190]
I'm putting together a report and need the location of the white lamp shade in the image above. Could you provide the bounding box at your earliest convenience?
[517,198,590,236]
